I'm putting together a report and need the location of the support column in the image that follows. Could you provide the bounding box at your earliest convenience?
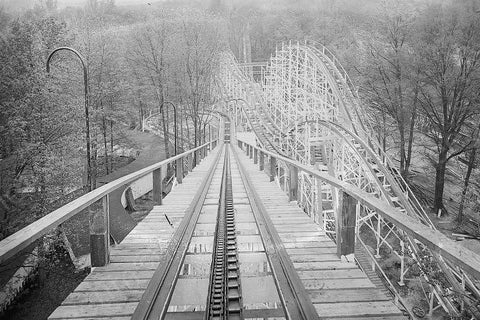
[288,165,298,201]
[316,179,323,225]
[336,191,357,260]
[153,166,163,205]
[254,148,258,164]
[90,195,110,267]
[176,158,183,184]
[259,151,264,171]
[269,156,276,182]
[249,145,253,159]
[187,154,193,172]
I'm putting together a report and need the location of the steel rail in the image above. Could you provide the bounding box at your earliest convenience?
[131,144,225,320]
[231,146,320,320]
[205,144,243,319]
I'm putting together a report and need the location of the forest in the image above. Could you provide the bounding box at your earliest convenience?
[1,0,480,318]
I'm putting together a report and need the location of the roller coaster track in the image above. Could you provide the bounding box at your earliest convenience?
[218,41,480,318]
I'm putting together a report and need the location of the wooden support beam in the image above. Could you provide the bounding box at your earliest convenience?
[246,145,250,157]
[187,154,193,172]
[176,158,183,184]
[259,151,264,171]
[336,191,357,259]
[279,166,285,187]
[249,145,253,159]
[90,195,110,267]
[316,178,323,226]
[254,148,258,164]
[152,167,163,205]
[289,165,298,201]
[270,156,276,182]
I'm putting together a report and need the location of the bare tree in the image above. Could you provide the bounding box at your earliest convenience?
[361,1,419,178]
[415,3,480,214]
[127,19,171,158]
[178,13,225,150]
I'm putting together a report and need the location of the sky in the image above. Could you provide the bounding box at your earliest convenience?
[0,0,167,11]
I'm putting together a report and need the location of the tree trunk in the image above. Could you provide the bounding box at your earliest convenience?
[458,148,476,222]
[91,127,97,190]
[399,125,406,176]
[102,115,109,175]
[405,102,417,178]
[110,120,114,173]
[434,150,448,214]
[139,102,144,131]
[185,113,191,148]
[180,107,184,152]
[194,115,198,148]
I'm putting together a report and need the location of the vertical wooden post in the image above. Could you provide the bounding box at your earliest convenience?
[176,158,183,184]
[279,166,285,188]
[249,145,253,159]
[259,151,264,171]
[246,145,250,157]
[316,179,323,226]
[336,191,357,259]
[238,140,242,149]
[187,154,193,172]
[269,156,276,182]
[194,150,199,167]
[90,195,110,267]
[153,166,163,205]
[289,165,298,201]
[254,148,258,164]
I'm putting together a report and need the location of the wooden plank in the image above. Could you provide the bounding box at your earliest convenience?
[93,262,159,271]
[62,290,144,305]
[86,270,154,280]
[283,241,335,249]
[110,249,164,256]
[53,318,131,320]
[280,233,332,247]
[313,301,403,317]
[76,279,149,292]
[49,302,137,319]
[302,278,375,290]
[298,269,365,280]
[113,243,165,249]
[308,288,390,303]
[110,255,162,263]
[286,247,337,255]
[322,316,406,320]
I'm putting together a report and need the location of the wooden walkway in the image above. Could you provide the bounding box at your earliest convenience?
[235,146,406,319]
[49,144,406,319]
[48,147,221,320]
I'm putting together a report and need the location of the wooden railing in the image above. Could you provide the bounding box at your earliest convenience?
[236,138,480,280]
[0,140,218,267]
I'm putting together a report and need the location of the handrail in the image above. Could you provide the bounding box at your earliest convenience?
[236,137,480,280]
[0,140,218,265]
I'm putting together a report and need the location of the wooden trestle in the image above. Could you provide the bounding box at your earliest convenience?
[48,145,405,320]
